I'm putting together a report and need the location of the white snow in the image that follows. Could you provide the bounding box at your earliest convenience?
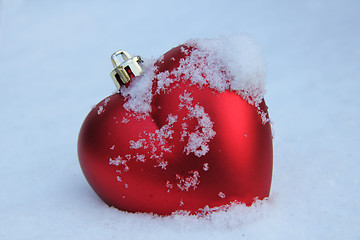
[176,171,201,192]
[129,139,147,149]
[1,0,360,239]
[179,91,216,157]
[123,34,266,116]
[116,113,178,171]
[121,60,156,115]
[151,34,266,109]
[183,35,266,105]
[121,34,265,117]
[218,192,226,199]
[203,163,209,171]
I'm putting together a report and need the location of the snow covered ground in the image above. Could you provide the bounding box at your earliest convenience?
[1,0,360,239]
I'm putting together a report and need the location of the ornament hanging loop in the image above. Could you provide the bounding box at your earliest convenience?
[110,50,143,90]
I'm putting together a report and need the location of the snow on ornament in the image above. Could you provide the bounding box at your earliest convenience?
[77,35,273,216]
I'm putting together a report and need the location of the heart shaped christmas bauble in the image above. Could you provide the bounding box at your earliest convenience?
[78,35,273,215]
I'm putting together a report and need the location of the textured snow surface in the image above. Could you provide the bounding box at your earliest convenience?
[1,0,360,239]
[121,60,156,115]
[122,34,266,115]
[184,36,266,105]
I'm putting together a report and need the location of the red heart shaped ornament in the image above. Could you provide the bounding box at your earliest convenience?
[78,36,273,215]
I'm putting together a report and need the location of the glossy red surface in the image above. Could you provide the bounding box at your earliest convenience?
[78,45,273,215]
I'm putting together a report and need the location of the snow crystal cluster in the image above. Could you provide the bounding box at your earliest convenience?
[155,34,267,106]
[97,97,111,115]
[176,171,201,191]
[121,34,267,115]
[178,91,216,157]
[185,35,267,105]
[120,60,157,115]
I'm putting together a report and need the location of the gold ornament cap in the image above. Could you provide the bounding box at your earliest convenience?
[110,50,143,90]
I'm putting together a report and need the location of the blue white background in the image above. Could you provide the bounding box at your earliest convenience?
[1,0,359,239]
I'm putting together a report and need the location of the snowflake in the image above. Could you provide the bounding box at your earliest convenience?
[176,171,200,191]
[178,91,216,157]
[218,192,226,199]
[203,163,209,171]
